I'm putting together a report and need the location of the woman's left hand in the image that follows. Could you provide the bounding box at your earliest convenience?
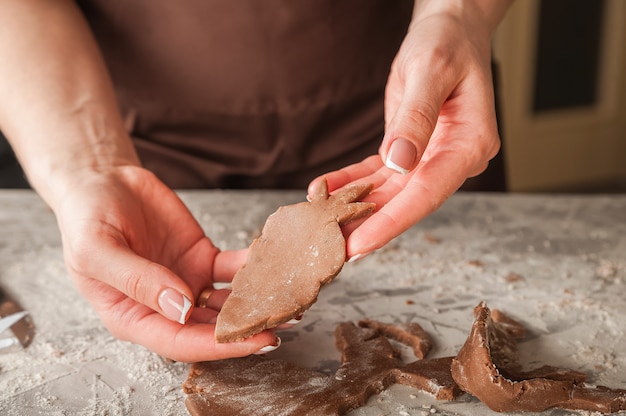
[311,0,512,260]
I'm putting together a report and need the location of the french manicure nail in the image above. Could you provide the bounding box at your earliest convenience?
[285,316,303,325]
[158,288,192,324]
[348,252,372,263]
[212,282,232,290]
[385,137,418,175]
[254,337,282,355]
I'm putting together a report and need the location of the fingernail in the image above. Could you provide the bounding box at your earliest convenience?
[385,137,418,175]
[158,288,192,324]
[212,282,232,290]
[285,315,303,325]
[254,337,282,355]
[348,252,372,263]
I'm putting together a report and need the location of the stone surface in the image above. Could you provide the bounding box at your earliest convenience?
[0,190,625,415]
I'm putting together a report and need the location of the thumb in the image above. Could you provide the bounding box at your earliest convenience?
[113,250,195,325]
[380,76,450,175]
[68,236,195,325]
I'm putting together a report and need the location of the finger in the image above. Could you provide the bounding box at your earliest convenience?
[103,303,280,362]
[346,149,471,258]
[275,315,303,330]
[308,155,383,197]
[188,305,219,323]
[339,174,410,239]
[193,286,301,329]
[308,155,394,204]
[212,248,248,283]
[308,157,400,239]
[195,288,231,311]
[467,159,491,178]
[69,236,196,325]
[380,65,455,175]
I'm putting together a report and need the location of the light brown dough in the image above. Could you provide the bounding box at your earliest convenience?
[451,302,626,413]
[185,302,626,414]
[215,178,375,343]
[184,319,460,416]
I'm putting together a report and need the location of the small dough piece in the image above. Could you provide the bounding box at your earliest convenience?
[215,179,375,343]
[358,319,432,359]
[184,320,461,416]
[451,302,626,413]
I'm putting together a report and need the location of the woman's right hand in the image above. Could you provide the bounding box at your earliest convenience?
[53,165,280,362]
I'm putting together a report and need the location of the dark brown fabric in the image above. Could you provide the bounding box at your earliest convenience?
[77,0,506,191]
[78,0,413,189]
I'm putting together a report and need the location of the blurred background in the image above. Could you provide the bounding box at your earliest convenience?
[493,0,626,192]
[1,0,624,193]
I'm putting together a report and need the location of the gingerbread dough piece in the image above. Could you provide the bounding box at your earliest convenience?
[184,320,461,416]
[451,302,626,413]
[215,179,375,343]
[358,319,432,359]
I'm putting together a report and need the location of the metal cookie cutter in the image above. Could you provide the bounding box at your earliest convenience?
[0,288,35,350]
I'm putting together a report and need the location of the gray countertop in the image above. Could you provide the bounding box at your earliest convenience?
[0,190,625,415]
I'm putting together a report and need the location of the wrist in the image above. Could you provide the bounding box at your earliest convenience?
[20,130,141,212]
[413,0,513,37]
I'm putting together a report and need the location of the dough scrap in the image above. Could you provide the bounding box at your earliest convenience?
[185,302,626,414]
[451,302,626,413]
[215,179,375,343]
[184,320,461,416]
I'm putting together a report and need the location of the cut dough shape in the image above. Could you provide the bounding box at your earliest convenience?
[184,320,461,416]
[185,302,626,414]
[451,302,626,413]
[215,179,375,343]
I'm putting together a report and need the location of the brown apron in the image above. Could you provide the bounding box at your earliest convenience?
[77,0,412,189]
[77,0,505,191]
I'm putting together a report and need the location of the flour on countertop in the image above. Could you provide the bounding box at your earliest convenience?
[1,191,625,416]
